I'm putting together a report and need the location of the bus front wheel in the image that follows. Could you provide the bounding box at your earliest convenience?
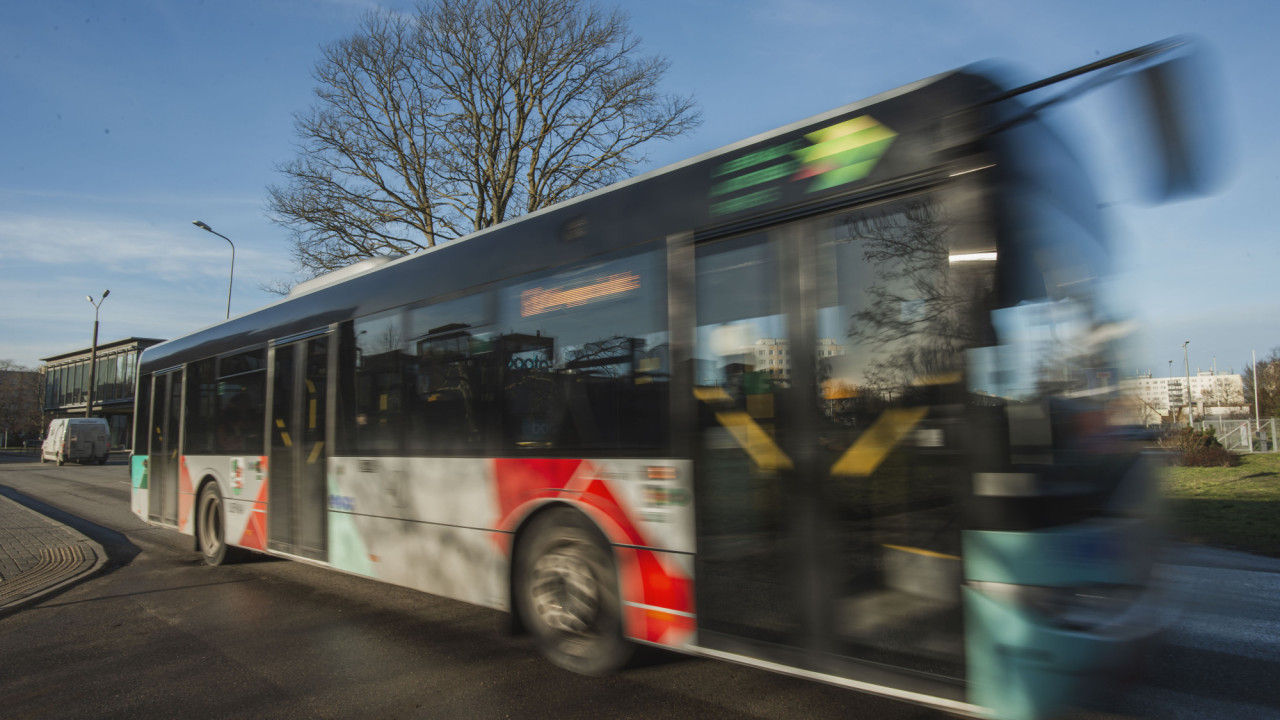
[515,507,632,676]
[197,483,238,566]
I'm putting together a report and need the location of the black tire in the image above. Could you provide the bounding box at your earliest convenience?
[196,483,239,566]
[56,454,65,466]
[515,507,632,676]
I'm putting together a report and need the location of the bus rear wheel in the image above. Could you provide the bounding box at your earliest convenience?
[515,507,632,676]
[197,483,240,566]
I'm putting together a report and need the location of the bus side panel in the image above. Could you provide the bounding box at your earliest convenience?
[342,517,508,609]
[130,454,149,519]
[490,458,695,553]
[184,455,270,550]
[177,456,196,535]
[963,518,1160,719]
[615,547,696,649]
[327,457,508,609]
[323,456,697,644]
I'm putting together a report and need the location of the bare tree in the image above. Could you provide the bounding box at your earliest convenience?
[0,360,44,440]
[268,0,700,279]
[1243,347,1280,418]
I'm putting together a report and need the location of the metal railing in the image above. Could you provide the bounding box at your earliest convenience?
[1198,418,1279,453]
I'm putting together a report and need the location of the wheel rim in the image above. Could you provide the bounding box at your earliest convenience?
[530,541,601,636]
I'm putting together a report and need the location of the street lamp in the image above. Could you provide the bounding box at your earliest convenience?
[85,290,110,418]
[193,220,235,319]
[1182,340,1192,426]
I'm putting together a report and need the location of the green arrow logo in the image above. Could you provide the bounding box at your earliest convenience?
[710,115,897,216]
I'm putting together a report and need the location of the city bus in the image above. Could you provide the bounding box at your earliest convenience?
[131,41,1205,720]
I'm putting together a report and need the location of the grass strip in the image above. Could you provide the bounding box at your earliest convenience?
[1163,453,1280,557]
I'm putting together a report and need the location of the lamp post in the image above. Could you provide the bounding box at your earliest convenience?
[85,290,110,418]
[1255,349,1262,435]
[193,220,235,319]
[1182,340,1192,426]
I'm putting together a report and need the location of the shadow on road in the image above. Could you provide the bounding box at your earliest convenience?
[630,644,700,671]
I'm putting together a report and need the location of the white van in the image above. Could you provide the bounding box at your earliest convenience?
[41,418,110,466]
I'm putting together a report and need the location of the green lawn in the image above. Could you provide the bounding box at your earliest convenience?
[1163,453,1280,557]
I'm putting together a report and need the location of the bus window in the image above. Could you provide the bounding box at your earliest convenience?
[184,358,217,454]
[345,309,409,455]
[218,347,266,376]
[496,246,668,453]
[215,348,267,455]
[133,373,152,456]
[405,293,494,454]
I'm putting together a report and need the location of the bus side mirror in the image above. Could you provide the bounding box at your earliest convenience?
[1127,44,1227,202]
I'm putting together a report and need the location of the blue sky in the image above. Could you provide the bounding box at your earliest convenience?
[1,0,1276,379]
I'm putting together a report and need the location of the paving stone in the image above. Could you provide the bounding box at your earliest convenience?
[0,493,103,611]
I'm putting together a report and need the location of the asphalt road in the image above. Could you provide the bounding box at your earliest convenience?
[1111,546,1280,719]
[2,458,1279,719]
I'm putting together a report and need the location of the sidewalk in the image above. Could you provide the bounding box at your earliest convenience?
[0,490,107,615]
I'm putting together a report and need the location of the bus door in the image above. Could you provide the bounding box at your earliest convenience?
[268,331,331,561]
[148,369,183,526]
[807,196,978,686]
[691,194,977,695]
[690,230,809,654]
